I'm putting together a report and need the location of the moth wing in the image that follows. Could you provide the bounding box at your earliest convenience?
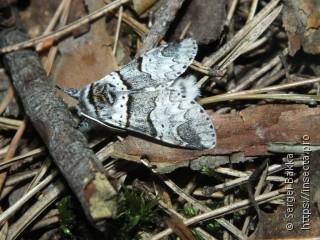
[149,97,216,149]
[141,38,198,81]
[118,38,198,89]
[98,76,216,150]
[148,77,216,149]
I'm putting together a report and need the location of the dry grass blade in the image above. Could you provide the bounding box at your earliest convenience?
[228,48,288,93]
[0,147,46,171]
[0,171,57,226]
[7,180,64,240]
[24,157,52,194]
[201,93,320,104]
[0,118,28,193]
[0,87,14,115]
[3,169,38,188]
[225,0,239,26]
[0,117,23,130]
[218,5,283,71]
[142,160,248,239]
[268,142,320,153]
[35,0,71,51]
[44,0,71,75]
[246,0,259,22]
[132,179,217,240]
[0,222,8,240]
[199,77,320,104]
[203,0,280,68]
[112,6,123,56]
[151,189,285,240]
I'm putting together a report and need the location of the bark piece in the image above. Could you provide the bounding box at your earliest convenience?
[283,0,320,55]
[112,104,320,172]
[169,0,226,44]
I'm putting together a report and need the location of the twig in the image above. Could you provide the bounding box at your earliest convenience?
[0,10,117,230]
[136,0,187,56]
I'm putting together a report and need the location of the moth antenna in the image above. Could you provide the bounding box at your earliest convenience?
[56,85,80,100]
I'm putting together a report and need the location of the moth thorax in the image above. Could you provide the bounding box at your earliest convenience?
[92,84,116,105]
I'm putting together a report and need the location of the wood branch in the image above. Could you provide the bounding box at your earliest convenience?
[136,0,187,56]
[0,10,117,231]
[111,104,320,172]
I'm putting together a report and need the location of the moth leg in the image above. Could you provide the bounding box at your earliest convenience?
[77,118,97,133]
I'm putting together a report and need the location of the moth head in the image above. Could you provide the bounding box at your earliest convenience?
[76,83,122,119]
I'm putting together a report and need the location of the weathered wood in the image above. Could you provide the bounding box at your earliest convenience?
[0,17,117,231]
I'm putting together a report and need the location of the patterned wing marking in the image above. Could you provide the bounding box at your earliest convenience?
[141,38,198,81]
[117,38,197,89]
[149,76,216,149]
[78,72,129,128]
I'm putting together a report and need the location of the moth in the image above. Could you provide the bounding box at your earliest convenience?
[61,38,216,150]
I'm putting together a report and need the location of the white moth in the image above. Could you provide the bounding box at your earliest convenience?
[62,38,216,150]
